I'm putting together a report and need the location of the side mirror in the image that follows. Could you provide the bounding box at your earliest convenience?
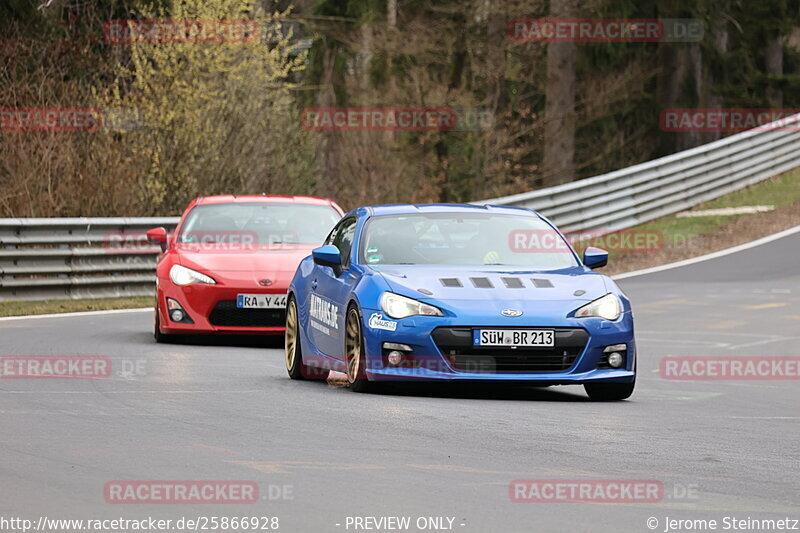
[146,227,168,252]
[312,245,342,268]
[583,246,608,269]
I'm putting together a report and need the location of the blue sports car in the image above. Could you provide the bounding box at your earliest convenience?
[285,204,636,400]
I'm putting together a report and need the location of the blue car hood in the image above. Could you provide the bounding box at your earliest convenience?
[374,265,609,305]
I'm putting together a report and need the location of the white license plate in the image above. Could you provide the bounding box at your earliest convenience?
[236,293,287,309]
[473,329,555,347]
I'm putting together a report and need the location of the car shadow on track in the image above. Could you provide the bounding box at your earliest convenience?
[139,333,284,349]
[178,335,284,349]
[379,383,592,402]
[313,377,594,402]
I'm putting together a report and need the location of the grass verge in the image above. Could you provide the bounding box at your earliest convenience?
[0,296,152,318]
[588,167,800,276]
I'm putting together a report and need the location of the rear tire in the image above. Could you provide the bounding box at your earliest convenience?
[285,297,330,381]
[345,305,372,392]
[584,379,635,401]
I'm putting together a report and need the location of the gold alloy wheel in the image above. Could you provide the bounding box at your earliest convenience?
[285,299,298,371]
[345,308,362,384]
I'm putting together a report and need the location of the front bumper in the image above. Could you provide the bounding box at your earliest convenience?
[157,279,286,335]
[359,310,636,383]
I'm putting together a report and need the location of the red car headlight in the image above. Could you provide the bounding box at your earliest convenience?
[169,264,216,286]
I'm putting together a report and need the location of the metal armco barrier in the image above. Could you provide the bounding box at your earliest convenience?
[3,114,800,302]
[0,217,179,302]
[475,113,800,232]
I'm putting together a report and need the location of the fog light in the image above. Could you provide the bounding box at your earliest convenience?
[387,351,404,365]
[165,298,193,324]
[607,352,624,368]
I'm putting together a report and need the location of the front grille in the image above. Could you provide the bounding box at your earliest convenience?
[432,327,588,373]
[208,300,285,328]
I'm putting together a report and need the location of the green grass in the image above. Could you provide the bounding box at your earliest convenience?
[567,167,800,275]
[0,296,152,318]
[634,167,800,245]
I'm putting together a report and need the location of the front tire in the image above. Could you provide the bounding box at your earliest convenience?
[154,307,178,343]
[584,378,635,401]
[286,297,329,381]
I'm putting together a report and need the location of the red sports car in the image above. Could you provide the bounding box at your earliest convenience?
[147,195,343,341]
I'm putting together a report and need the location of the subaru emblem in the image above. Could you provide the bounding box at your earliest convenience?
[501,308,523,317]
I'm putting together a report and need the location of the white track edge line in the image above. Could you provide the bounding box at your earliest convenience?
[613,223,800,280]
[0,307,151,322]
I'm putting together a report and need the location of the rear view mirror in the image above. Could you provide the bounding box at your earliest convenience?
[146,227,168,252]
[583,246,608,269]
[312,245,342,268]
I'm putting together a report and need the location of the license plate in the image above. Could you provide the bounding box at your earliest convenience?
[236,293,287,309]
[473,329,555,347]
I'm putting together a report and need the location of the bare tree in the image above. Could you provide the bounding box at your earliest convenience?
[542,0,577,186]
[764,35,785,107]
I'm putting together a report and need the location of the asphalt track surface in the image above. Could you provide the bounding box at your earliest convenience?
[1,229,799,533]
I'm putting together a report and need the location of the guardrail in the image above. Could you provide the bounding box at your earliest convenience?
[3,115,800,302]
[474,114,800,232]
[0,217,179,302]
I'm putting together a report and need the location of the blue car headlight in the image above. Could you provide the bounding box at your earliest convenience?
[574,293,621,320]
[380,292,443,319]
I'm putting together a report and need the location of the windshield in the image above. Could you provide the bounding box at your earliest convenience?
[178,202,341,245]
[360,213,578,268]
